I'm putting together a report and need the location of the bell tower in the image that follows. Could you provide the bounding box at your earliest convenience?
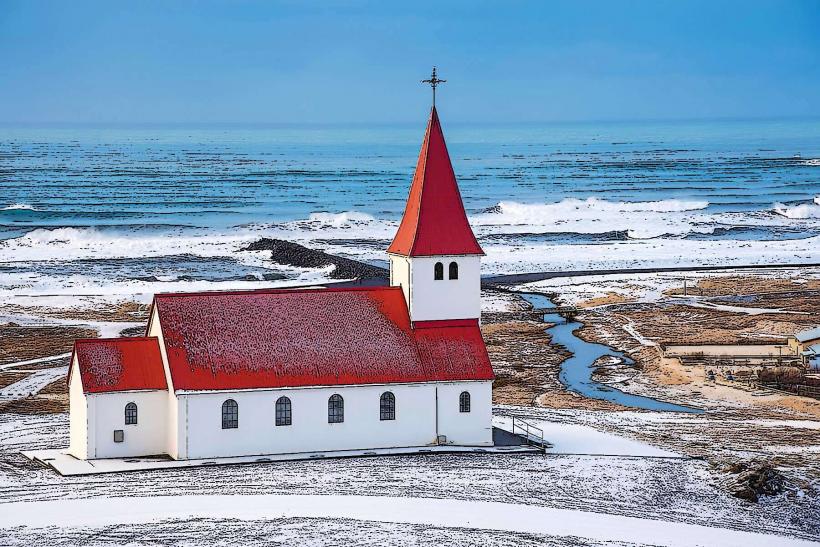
[387,70,484,324]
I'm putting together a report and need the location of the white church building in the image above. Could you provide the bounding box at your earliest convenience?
[68,105,495,461]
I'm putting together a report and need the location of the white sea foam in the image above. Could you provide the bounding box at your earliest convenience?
[1,203,36,211]
[1,197,818,307]
[773,202,820,219]
[802,159,820,166]
[480,235,820,275]
[471,198,712,239]
[307,211,376,226]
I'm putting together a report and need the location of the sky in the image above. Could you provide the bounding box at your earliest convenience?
[1,0,819,124]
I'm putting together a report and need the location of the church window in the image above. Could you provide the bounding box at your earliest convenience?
[434,262,444,280]
[449,261,458,280]
[222,399,238,429]
[276,396,292,426]
[328,394,344,423]
[380,391,395,421]
[459,391,471,413]
[124,402,138,425]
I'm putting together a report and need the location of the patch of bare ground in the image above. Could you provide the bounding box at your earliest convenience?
[577,291,635,308]
[596,304,816,345]
[666,275,820,297]
[0,371,30,389]
[39,377,67,395]
[665,275,820,314]
[0,376,68,415]
[2,301,150,323]
[0,396,67,414]
[0,324,97,365]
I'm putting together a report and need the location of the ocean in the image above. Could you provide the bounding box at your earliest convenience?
[1,117,819,305]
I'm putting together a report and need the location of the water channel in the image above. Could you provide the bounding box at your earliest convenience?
[520,292,702,413]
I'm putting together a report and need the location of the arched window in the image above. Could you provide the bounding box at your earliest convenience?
[380,391,395,421]
[124,402,137,425]
[434,262,444,280]
[449,261,458,280]
[222,399,238,429]
[328,394,344,423]
[275,396,292,426]
[459,391,471,413]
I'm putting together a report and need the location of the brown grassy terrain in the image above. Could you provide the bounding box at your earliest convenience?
[0,397,67,414]
[577,291,635,308]
[0,324,97,365]
[482,300,626,411]
[0,371,68,415]
[0,371,30,389]
[593,304,817,346]
[2,301,150,323]
[665,275,820,297]
[39,376,68,395]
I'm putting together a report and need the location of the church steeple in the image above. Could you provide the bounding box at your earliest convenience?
[387,106,484,257]
[388,72,483,324]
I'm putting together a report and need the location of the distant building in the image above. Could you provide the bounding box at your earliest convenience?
[68,106,494,461]
[788,327,820,369]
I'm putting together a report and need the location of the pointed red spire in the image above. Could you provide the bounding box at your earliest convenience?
[387,107,484,257]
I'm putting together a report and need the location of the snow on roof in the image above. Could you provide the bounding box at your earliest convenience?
[153,286,493,391]
[387,107,484,257]
[71,337,167,393]
[795,327,820,343]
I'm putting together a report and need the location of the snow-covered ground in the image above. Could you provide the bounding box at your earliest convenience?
[1,494,814,547]
[0,366,66,401]
[1,409,817,545]
[518,267,820,307]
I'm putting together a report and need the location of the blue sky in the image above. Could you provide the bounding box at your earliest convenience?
[1,0,818,124]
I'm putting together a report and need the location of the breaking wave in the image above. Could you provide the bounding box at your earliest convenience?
[471,198,712,239]
[1,203,36,211]
[773,200,820,219]
[306,211,377,226]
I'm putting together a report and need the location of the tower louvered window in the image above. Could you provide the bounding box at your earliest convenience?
[434,262,444,280]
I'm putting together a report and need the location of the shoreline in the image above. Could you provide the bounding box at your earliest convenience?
[483,261,820,286]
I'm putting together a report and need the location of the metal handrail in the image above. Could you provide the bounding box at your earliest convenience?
[511,416,546,450]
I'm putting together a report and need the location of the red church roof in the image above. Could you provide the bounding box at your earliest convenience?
[387,107,484,257]
[70,337,167,393]
[151,286,493,391]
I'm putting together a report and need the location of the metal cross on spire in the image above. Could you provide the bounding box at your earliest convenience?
[421,66,446,107]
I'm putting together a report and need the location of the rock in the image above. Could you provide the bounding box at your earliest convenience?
[240,238,388,281]
[118,326,147,338]
[725,462,786,503]
[228,274,261,282]
[262,273,287,281]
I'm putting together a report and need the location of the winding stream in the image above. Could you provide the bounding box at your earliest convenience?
[520,292,702,413]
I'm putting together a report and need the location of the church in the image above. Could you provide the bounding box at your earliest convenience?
[67,102,495,461]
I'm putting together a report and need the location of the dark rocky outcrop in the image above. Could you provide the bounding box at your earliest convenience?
[724,462,786,502]
[241,238,388,281]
